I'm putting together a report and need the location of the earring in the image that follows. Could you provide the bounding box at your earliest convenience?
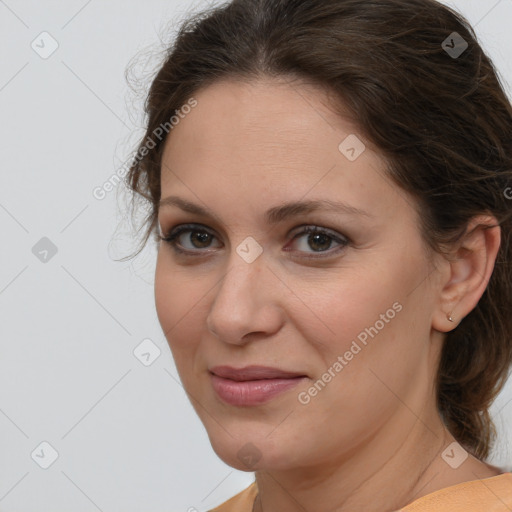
[447,313,454,322]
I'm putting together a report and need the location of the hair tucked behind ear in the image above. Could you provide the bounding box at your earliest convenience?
[124,0,512,461]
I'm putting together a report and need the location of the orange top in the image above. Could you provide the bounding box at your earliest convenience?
[209,472,512,512]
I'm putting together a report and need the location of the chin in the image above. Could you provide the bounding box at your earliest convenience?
[207,431,298,472]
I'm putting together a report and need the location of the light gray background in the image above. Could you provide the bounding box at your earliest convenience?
[0,0,511,511]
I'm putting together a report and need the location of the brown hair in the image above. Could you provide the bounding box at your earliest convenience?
[123,0,512,461]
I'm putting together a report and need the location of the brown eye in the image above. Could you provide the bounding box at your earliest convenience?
[287,226,349,258]
[159,224,221,255]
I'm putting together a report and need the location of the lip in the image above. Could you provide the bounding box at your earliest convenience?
[209,365,308,406]
[210,365,307,381]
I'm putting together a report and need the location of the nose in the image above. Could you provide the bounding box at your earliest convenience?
[206,251,283,345]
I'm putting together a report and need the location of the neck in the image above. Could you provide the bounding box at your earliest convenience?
[252,409,455,512]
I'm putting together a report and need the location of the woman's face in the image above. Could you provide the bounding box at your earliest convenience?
[155,77,445,471]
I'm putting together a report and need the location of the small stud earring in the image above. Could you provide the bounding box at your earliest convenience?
[447,313,454,322]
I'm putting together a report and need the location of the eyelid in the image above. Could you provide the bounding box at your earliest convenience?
[289,223,346,239]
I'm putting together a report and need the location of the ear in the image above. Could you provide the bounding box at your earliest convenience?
[432,215,501,333]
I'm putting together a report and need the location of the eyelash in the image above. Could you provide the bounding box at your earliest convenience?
[157,223,350,260]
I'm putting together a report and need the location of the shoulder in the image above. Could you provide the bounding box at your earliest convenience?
[208,481,258,512]
[400,472,512,511]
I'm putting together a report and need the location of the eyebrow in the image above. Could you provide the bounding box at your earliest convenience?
[158,195,373,224]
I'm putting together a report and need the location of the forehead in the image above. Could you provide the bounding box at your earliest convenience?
[165,77,365,153]
[163,79,381,169]
[159,77,407,224]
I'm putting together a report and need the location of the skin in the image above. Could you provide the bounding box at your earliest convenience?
[154,76,502,512]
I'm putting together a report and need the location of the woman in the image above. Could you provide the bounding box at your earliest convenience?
[124,0,512,510]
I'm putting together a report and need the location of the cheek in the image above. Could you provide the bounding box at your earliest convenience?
[154,261,175,335]
[296,266,403,343]
[154,256,205,363]
[294,291,407,432]
[292,259,418,388]
[300,273,430,415]
[155,251,201,326]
